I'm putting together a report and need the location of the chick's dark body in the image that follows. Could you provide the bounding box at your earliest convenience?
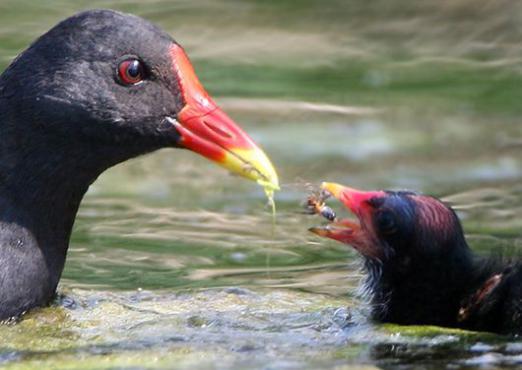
[310,183,522,335]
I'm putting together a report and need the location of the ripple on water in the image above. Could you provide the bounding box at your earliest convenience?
[1,288,522,369]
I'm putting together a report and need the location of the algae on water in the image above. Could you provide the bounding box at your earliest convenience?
[257,179,278,222]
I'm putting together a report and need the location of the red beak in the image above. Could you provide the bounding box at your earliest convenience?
[309,182,385,258]
[168,44,279,191]
[320,182,384,216]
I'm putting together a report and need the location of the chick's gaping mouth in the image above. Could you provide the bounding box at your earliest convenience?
[307,182,385,259]
[307,183,361,244]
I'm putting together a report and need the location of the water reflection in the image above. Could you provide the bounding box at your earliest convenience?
[3,288,522,369]
[0,0,521,368]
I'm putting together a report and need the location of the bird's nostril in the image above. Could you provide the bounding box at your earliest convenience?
[203,120,234,139]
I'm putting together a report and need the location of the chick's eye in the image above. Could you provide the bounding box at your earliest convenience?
[376,210,398,235]
[118,59,145,85]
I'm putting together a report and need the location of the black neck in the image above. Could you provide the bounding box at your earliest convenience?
[365,244,490,327]
[0,106,157,319]
[0,131,100,260]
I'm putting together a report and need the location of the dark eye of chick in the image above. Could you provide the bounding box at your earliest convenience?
[375,210,398,235]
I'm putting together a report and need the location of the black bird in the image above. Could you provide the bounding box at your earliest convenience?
[0,10,278,320]
[309,182,522,335]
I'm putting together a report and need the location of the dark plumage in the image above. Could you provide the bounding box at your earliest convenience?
[0,10,278,320]
[309,182,522,335]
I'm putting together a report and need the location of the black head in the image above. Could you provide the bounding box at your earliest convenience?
[310,182,469,264]
[0,9,279,186]
[1,10,180,151]
[310,182,474,325]
[0,11,279,321]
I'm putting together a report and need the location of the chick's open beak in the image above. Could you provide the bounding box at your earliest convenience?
[321,182,384,215]
[169,44,279,190]
[309,182,385,258]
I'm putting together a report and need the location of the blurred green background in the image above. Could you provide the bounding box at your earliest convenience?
[0,1,521,369]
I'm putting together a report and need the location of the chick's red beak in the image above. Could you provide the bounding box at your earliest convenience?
[321,182,384,216]
[309,182,385,258]
[168,44,278,190]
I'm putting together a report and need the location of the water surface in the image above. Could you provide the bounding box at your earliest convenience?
[0,1,521,368]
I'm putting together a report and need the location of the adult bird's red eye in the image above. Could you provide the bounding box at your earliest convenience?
[118,59,145,85]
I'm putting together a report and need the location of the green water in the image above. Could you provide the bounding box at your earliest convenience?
[1,0,522,368]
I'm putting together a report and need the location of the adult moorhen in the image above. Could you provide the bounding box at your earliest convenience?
[308,182,522,335]
[0,10,278,320]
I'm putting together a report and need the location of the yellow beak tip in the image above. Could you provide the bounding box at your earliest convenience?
[257,178,280,192]
[225,148,279,192]
[321,182,350,199]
